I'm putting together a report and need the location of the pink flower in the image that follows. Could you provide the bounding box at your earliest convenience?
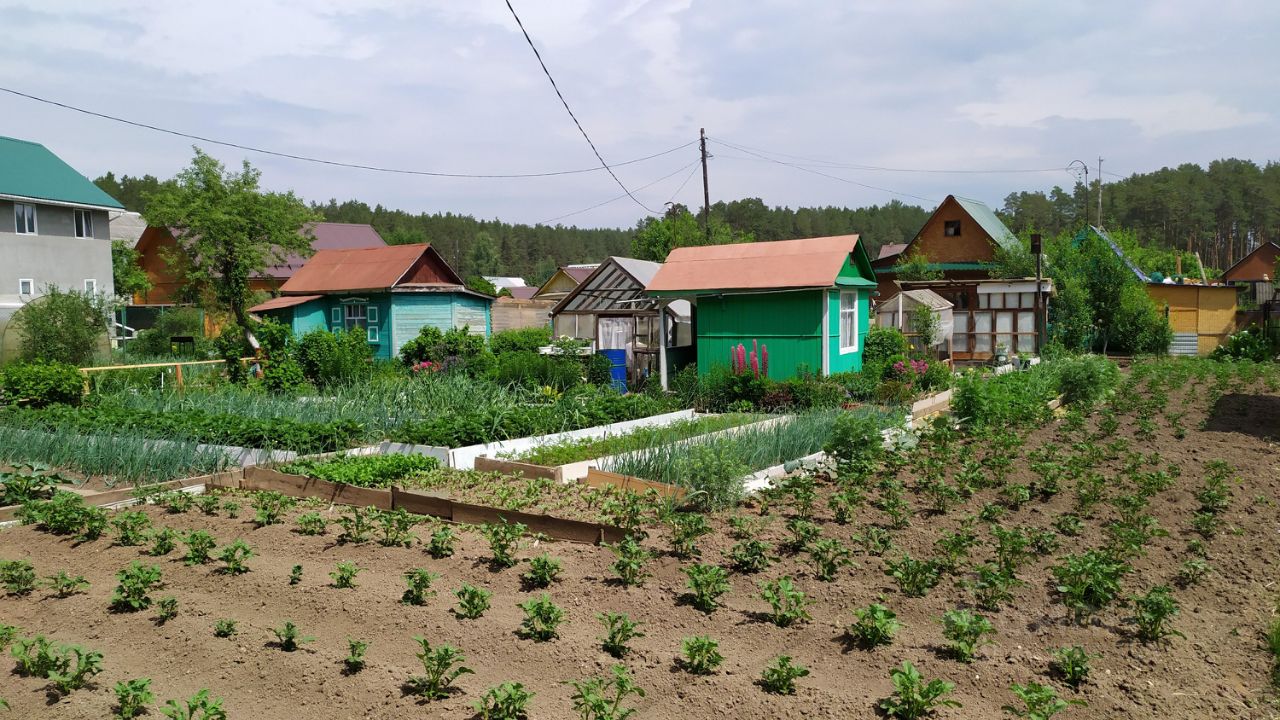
[761,344,769,378]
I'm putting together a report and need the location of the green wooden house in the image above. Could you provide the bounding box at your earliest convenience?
[646,235,876,381]
[248,243,492,360]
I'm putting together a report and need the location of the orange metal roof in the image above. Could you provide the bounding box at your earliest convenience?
[248,294,323,313]
[647,235,861,292]
[280,243,433,293]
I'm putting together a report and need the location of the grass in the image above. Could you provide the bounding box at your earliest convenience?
[0,425,228,487]
[506,413,763,466]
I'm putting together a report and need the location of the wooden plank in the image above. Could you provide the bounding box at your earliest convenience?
[582,468,687,500]
[241,466,392,509]
[449,501,619,544]
[473,456,562,482]
[391,487,454,518]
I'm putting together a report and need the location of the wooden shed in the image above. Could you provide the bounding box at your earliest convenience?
[1221,242,1279,308]
[1146,283,1239,356]
[875,288,955,352]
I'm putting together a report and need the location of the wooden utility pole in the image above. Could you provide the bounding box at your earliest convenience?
[1096,156,1104,228]
[1032,233,1044,352]
[700,128,711,244]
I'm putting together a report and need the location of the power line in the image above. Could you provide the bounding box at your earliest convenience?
[503,0,658,213]
[538,160,700,225]
[712,139,938,204]
[712,136,1067,175]
[667,161,702,204]
[0,85,695,179]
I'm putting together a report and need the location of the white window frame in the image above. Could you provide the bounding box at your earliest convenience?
[343,302,367,332]
[74,209,94,238]
[14,203,36,235]
[838,290,859,354]
[366,306,379,324]
[366,326,380,343]
[84,279,97,295]
[18,278,34,295]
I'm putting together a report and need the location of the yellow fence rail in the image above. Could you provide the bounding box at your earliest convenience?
[79,358,254,393]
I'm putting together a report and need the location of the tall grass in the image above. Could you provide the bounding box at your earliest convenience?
[0,425,228,487]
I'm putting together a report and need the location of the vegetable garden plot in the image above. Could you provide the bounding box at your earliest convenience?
[3,358,1278,719]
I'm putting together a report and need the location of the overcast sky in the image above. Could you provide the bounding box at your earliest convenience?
[3,0,1276,228]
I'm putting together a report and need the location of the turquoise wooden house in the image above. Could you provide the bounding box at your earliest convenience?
[248,243,492,360]
[646,235,876,382]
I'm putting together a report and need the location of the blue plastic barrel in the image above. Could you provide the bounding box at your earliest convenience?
[599,349,627,392]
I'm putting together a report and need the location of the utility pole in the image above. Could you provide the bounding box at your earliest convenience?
[1096,156,1104,228]
[700,128,711,244]
[1032,233,1044,352]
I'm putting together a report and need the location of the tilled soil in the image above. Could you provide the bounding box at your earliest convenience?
[1,365,1278,719]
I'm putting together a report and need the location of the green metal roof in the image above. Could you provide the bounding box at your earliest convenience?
[953,196,1018,252]
[0,136,124,209]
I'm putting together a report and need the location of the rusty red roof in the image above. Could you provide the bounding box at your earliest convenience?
[263,222,387,279]
[506,286,540,300]
[647,235,862,293]
[248,294,323,313]
[280,243,447,293]
[564,266,597,283]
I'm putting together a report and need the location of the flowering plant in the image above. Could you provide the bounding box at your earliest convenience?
[411,360,441,375]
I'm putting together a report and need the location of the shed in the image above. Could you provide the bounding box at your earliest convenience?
[248,243,492,360]
[647,235,877,382]
[533,264,597,302]
[550,257,691,387]
[875,289,954,350]
[1221,242,1280,308]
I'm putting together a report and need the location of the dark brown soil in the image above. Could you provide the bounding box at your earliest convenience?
[2,361,1278,719]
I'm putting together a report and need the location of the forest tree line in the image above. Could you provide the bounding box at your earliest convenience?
[96,156,1279,283]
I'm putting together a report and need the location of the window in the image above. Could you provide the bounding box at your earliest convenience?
[366,326,380,343]
[14,203,35,234]
[366,306,379,324]
[343,303,367,331]
[18,279,33,295]
[331,307,342,325]
[84,279,97,295]
[944,220,961,237]
[74,209,93,238]
[839,291,859,353]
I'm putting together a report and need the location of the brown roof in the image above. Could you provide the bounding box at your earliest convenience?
[506,286,539,300]
[647,235,861,292]
[264,222,387,279]
[248,294,323,313]
[281,243,442,293]
[564,266,597,283]
[877,243,907,260]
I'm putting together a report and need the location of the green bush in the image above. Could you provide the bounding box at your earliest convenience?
[493,351,581,390]
[400,325,489,371]
[700,365,768,411]
[1055,355,1119,405]
[489,327,551,356]
[295,329,371,386]
[2,361,84,408]
[127,308,208,357]
[1211,326,1273,362]
[11,287,109,365]
[261,358,307,394]
[864,327,909,366]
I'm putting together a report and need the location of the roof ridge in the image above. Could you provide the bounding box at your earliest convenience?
[0,136,44,147]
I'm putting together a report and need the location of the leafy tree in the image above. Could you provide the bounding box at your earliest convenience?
[895,251,943,281]
[468,232,502,276]
[143,148,319,326]
[991,237,1037,278]
[11,287,109,365]
[111,240,152,300]
[466,276,498,296]
[631,208,754,262]
[93,172,164,213]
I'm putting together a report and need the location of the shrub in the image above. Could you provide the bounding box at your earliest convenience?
[847,603,901,648]
[454,583,493,619]
[489,326,552,356]
[865,326,910,366]
[824,411,884,479]
[518,593,564,641]
[759,655,809,695]
[1055,355,1119,405]
[295,328,371,386]
[598,612,644,658]
[127,307,207,357]
[11,287,109,365]
[941,609,996,662]
[878,661,961,719]
[680,635,724,674]
[566,664,644,720]
[406,637,473,700]
[1,361,84,408]
[473,681,534,719]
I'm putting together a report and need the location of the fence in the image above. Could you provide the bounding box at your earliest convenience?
[79,358,254,393]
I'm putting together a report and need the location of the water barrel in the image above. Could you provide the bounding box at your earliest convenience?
[598,349,627,392]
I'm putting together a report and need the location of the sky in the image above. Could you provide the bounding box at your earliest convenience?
[2,0,1277,229]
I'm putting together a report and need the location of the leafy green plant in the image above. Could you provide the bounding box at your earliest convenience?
[1051,550,1130,622]
[149,527,178,556]
[376,508,416,548]
[482,519,527,569]
[344,638,368,673]
[669,512,711,559]
[280,453,439,487]
[336,506,376,544]
[251,491,293,527]
[854,525,894,556]
[11,634,60,677]
[1128,585,1184,643]
[213,619,238,638]
[728,539,773,573]
[683,563,731,613]
[217,539,253,575]
[288,564,303,586]
[454,583,493,619]
[271,621,314,652]
[968,563,1023,611]
[473,681,534,720]
[155,596,179,624]
[159,689,227,720]
[110,561,163,612]
[759,655,809,695]
[112,510,152,546]
[885,554,941,598]
[0,558,36,595]
[329,561,360,589]
[295,512,327,536]
[46,643,104,695]
[521,553,562,590]
[221,500,240,519]
[598,612,644,658]
[114,678,155,719]
[427,526,457,558]
[1052,513,1083,537]
[1175,558,1210,587]
[44,570,88,597]
[182,530,216,565]
[847,603,901,649]
[518,593,564,641]
[194,494,221,516]
[758,576,812,627]
[406,636,473,700]
[566,664,645,720]
[1050,645,1097,689]
[878,661,961,719]
[608,536,651,587]
[807,537,853,581]
[1003,682,1084,719]
[402,568,440,605]
[941,609,996,663]
[669,635,720,678]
